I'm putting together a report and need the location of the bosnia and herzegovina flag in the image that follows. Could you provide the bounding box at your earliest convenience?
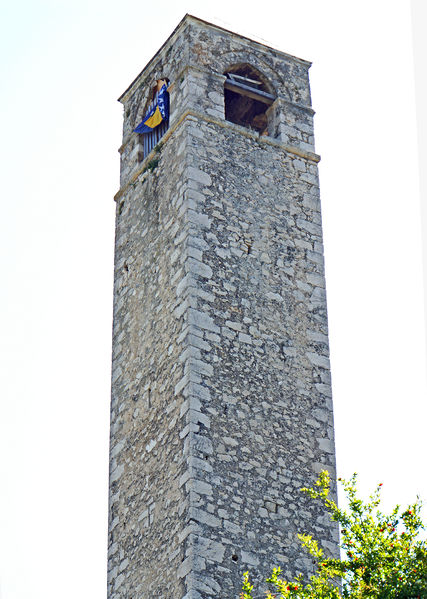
[134,84,169,134]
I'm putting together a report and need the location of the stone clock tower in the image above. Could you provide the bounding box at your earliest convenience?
[108,14,338,599]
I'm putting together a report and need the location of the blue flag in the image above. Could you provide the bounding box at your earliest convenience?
[134,84,169,134]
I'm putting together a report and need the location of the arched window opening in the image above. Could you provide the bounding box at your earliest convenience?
[224,66,275,135]
[134,78,170,161]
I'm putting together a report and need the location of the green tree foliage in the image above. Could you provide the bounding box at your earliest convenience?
[241,471,427,599]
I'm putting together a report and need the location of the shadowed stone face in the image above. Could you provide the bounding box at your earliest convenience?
[109,14,338,599]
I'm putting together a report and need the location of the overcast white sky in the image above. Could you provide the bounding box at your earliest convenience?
[1,1,426,598]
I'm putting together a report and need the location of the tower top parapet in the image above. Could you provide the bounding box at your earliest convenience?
[118,13,317,174]
[118,14,312,105]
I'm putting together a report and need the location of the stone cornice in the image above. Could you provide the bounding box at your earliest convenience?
[114,110,320,203]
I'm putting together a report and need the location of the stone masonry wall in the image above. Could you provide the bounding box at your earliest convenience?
[109,15,338,599]
[109,124,190,598]
[172,116,338,599]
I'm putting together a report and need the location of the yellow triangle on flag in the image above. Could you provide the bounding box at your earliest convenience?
[144,106,163,129]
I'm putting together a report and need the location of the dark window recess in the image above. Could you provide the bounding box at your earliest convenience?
[224,66,275,134]
[137,79,170,162]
